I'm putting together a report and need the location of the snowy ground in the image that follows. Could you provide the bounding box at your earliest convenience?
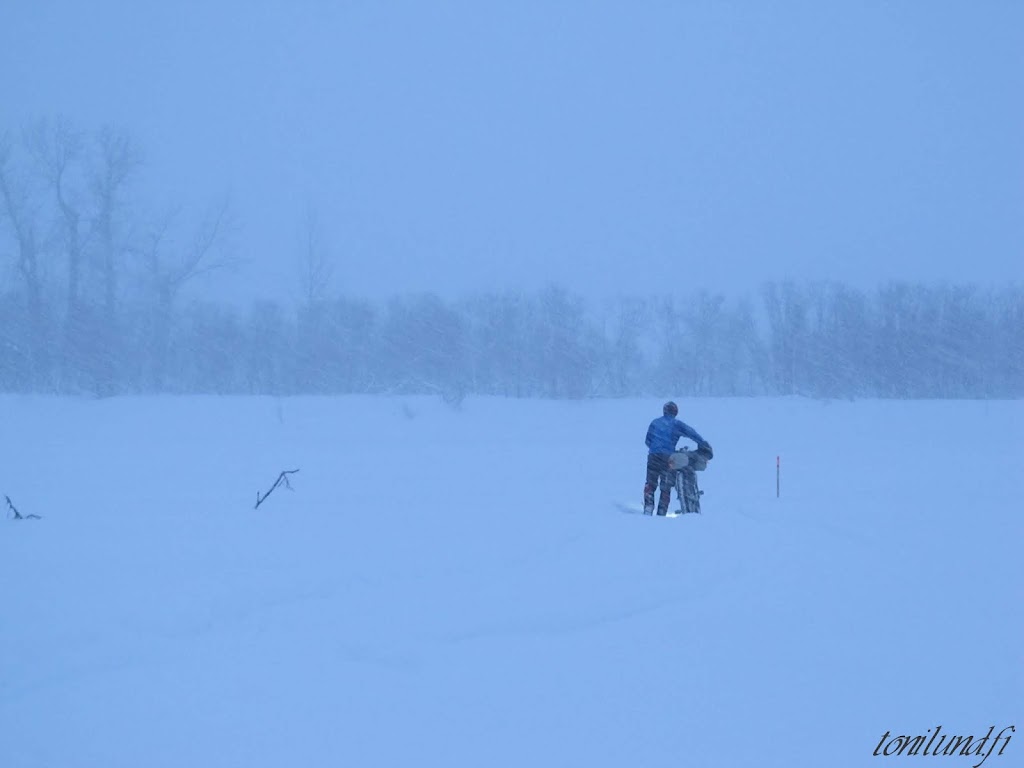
[1,395,1021,767]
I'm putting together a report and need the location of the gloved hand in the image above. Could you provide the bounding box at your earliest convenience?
[698,442,714,460]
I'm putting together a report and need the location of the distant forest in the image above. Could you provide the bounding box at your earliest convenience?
[2,120,1022,400]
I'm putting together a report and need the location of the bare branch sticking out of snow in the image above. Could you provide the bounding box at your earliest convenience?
[5,495,41,520]
[254,470,300,510]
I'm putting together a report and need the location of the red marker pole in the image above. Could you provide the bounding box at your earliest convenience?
[776,455,780,499]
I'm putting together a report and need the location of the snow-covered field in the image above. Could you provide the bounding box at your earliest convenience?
[1,395,1021,767]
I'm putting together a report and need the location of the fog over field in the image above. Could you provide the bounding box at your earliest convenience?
[1,2,1021,767]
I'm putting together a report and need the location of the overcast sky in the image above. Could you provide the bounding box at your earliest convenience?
[3,0,1021,303]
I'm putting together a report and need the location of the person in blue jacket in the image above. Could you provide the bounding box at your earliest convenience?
[645,401,713,515]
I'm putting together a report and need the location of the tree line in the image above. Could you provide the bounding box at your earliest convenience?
[2,120,1021,400]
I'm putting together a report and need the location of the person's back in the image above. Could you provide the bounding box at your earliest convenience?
[646,414,703,455]
[643,401,711,515]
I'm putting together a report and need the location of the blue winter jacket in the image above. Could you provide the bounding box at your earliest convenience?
[646,415,706,454]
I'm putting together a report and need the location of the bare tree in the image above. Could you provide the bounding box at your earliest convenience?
[134,197,235,389]
[0,133,49,387]
[85,126,140,393]
[146,197,235,296]
[91,126,140,321]
[292,206,336,392]
[24,117,91,389]
[297,206,334,308]
[605,296,649,396]
[25,118,86,313]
